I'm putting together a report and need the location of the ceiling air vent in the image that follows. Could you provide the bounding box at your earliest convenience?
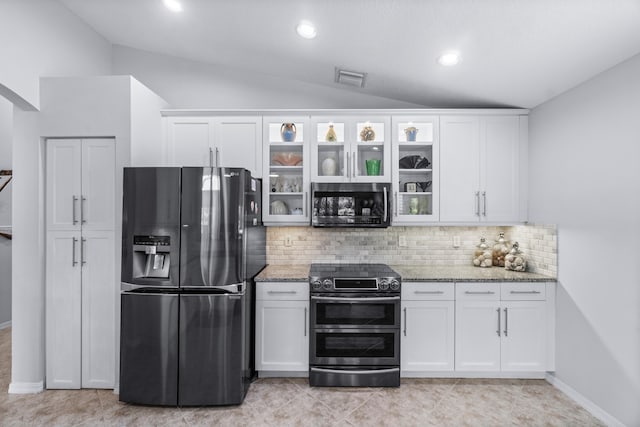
[335,68,366,88]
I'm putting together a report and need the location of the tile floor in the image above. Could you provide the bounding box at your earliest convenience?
[0,327,604,426]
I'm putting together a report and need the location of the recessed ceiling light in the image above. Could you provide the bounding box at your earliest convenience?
[163,0,183,13]
[296,20,317,39]
[438,51,462,66]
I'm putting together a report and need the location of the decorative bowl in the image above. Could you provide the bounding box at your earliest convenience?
[399,155,431,169]
[271,152,303,166]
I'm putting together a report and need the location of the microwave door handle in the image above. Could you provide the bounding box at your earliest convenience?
[383,186,388,223]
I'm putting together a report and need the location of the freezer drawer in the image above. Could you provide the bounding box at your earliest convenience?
[178,292,248,406]
[119,292,179,406]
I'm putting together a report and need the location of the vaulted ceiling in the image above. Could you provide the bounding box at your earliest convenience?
[59,0,640,108]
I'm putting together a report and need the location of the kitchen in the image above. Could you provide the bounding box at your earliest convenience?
[1,1,639,426]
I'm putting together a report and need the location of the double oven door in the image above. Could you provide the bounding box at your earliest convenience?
[310,293,400,367]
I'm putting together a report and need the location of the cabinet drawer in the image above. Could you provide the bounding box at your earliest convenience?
[402,282,454,300]
[455,282,500,301]
[501,282,546,300]
[257,282,309,301]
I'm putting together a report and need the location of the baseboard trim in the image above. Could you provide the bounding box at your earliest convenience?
[8,381,44,394]
[0,320,11,330]
[545,373,625,427]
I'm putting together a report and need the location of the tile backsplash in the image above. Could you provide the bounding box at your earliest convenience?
[267,224,557,278]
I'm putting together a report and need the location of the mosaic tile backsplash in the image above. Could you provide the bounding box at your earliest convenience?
[267,224,557,278]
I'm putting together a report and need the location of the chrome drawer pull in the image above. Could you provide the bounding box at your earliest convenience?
[414,290,444,294]
[464,291,495,295]
[510,290,541,294]
[267,290,297,294]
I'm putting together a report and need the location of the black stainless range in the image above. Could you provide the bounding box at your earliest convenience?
[308,263,401,387]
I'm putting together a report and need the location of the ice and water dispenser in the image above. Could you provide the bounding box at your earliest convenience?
[131,235,171,279]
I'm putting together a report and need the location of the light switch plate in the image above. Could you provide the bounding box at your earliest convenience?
[284,236,293,247]
[398,235,407,247]
[453,236,461,248]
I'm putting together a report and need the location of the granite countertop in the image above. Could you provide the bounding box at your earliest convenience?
[255,264,310,282]
[391,265,555,282]
[255,263,555,283]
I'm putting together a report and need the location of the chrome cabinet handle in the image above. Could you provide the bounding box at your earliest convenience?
[209,148,213,167]
[475,191,480,216]
[510,290,541,294]
[482,191,487,217]
[72,196,79,225]
[215,148,220,167]
[394,192,398,217]
[346,152,350,177]
[81,197,87,224]
[504,307,508,336]
[267,290,297,295]
[464,291,495,295]
[72,237,78,266]
[81,238,87,265]
[304,307,307,337]
[415,290,445,294]
[383,186,388,223]
[352,152,356,178]
[496,308,501,336]
[403,307,407,336]
[304,192,308,216]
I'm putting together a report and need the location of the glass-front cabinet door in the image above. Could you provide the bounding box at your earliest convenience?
[311,116,391,183]
[392,116,439,223]
[262,116,310,225]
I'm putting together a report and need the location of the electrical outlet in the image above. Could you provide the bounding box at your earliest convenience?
[284,236,293,247]
[453,236,461,248]
[398,235,407,247]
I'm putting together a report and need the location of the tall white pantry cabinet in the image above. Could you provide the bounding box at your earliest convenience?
[45,138,116,389]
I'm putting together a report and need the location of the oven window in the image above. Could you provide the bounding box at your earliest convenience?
[315,332,395,358]
[315,302,396,326]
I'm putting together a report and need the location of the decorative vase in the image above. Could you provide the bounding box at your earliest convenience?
[404,126,418,141]
[360,126,375,142]
[321,157,337,176]
[280,123,297,142]
[325,124,337,142]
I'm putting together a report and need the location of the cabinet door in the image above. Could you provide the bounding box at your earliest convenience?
[392,116,440,223]
[213,116,262,177]
[256,300,309,371]
[81,139,115,231]
[501,301,546,372]
[46,139,82,231]
[440,116,481,222]
[455,300,501,371]
[166,117,214,166]
[46,231,82,389]
[80,230,115,388]
[263,117,310,224]
[480,117,520,222]
[401,301,454,373]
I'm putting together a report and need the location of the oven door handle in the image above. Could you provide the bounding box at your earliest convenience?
[310,367,400,375]
[310,296,400,302]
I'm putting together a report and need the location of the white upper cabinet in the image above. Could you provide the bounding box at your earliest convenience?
[391,116,440,223]
[164,115,262,177]
[310,116,391,183]
[440,115,527,223]
[262,116,310,225]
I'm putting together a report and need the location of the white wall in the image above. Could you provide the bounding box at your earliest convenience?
[0,97,12,326]
[0,0,111,110]
[112,45,426,110]
[529,54,640,426]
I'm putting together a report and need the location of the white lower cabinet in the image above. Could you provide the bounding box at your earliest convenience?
[256,282,309,373]
[455,282,549,374]
[401,283,455,375]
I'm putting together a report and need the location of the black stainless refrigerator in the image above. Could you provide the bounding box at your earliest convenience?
[119,167,265,406]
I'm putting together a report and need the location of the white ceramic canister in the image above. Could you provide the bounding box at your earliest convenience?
[321,157,337,176]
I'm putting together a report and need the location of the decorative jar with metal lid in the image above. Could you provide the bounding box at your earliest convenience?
[505,242,527,272]
[473,237,493,268]
[492,232,509,267]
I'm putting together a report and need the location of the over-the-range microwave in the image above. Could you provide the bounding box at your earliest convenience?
[311,182,391,228]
